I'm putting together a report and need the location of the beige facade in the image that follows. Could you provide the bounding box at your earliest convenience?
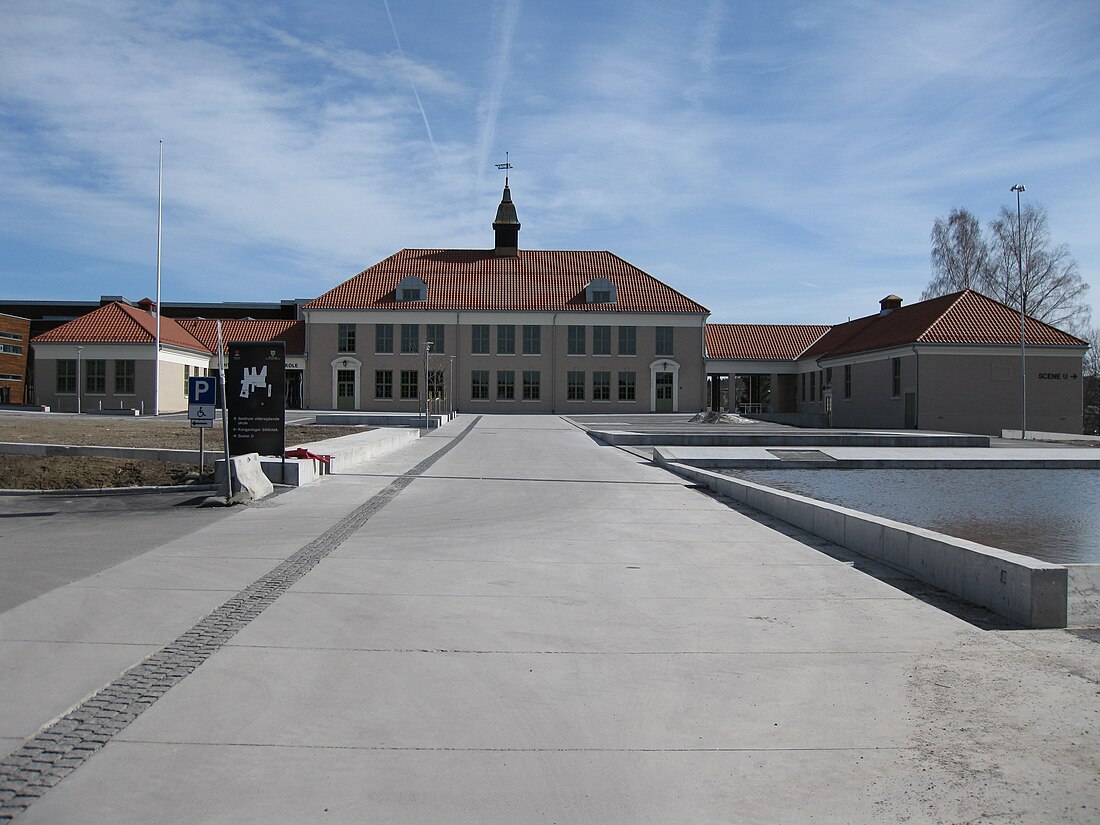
[305,312,707,414]
[32,342,212,414]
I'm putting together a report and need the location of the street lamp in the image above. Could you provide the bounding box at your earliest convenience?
[423,341,432,430]
[1011,183,1026,439]
[76,345,83,415]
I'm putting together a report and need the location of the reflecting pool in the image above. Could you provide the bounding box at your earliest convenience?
[728,469,1100,564]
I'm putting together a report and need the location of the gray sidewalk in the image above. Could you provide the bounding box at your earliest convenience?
[2,415,1098,822]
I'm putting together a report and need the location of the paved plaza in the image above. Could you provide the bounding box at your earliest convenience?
[1,415,1098,822]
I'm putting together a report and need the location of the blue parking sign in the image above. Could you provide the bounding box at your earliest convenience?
[189,376,216,405]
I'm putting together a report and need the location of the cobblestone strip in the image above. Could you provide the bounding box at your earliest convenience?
[0,417,481,821]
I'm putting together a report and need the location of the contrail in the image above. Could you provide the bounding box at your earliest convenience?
[383,0,439,165]
[476,0,520,182]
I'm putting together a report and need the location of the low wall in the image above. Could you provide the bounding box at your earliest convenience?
[747,412,830,428]
[591,432,990,448]
[215,426,420,486]
[655,453,1069,629]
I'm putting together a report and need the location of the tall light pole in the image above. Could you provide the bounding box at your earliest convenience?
[423,340,432,429]
[1011,183,1026,439]
[76,345,83,415]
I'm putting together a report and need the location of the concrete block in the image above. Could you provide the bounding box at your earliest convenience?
[843,516,884,559]
[1067,565,1100,627]
[218,453,274,502]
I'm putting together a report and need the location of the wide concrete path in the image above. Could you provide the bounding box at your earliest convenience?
[2,415,1097,822]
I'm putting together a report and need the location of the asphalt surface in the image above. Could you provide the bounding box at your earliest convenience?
[0,490,236,613]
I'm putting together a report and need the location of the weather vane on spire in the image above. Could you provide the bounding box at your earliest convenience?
[494,152,512,185]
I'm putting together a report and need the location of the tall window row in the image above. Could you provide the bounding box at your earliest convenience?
[342,323,673,357]
[55,359,139,395]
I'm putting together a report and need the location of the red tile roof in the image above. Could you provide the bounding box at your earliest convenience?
[177,319,305,356]
[305,249,709,314]
[706,324,830,360]
[803,290,1087,360]
[31,302,208,352]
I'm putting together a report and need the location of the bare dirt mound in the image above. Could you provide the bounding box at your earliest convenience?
[0,415,375,490]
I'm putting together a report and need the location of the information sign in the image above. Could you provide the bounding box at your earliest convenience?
[188,376,216,428]
[226,342,285,457]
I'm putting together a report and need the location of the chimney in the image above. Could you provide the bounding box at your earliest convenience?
[879,295,902,315]
[136,297,157,314]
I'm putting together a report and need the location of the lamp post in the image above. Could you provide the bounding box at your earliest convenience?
[76,345,83,415]
[423,341,432,430]
[1011,183,1026,439]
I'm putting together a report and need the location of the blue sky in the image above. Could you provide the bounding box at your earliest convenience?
[1,0,1098,325]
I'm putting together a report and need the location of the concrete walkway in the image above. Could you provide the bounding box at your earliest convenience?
[2,415,1098,822]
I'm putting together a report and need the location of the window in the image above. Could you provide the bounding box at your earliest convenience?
[593,326,611,355]
[585,278,617,304]
[567,371,585,400]
[593,371,611,400]
[0,331,22,341]
[338,323,356,353]
[497,324,515,354]
[892,358,901,397]
[825,367,832,389]
[57,360,76,394]
[618,326,636,356]
[375,369,393,399]
[810,371,816,402]
[397,276,426,302]
[618,371,636,401]
[400,370,419,399]
[472,324,490,354]
[522,370,540,400]
[522,325,541,355]
[567,325,586,355]
[471,370,489,399]
[0,343,23,355]
[497,370,515,400]
[401,324,419,354]
[375,323,393,354]
[801,373,807,402]
[85,360,106,394]
[656,327,674,356]
[844,365,852,399]
[426,324,445,354]
[183,364,191,394]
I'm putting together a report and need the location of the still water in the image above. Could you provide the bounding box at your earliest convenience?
[729,469,1100,564]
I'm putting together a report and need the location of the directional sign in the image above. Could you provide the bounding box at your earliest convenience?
[188,376,216,426]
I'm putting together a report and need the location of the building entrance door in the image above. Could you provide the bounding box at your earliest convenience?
[904,392,917,428]
[285,369,303,409]
[655,372,674,412]
[336,369,356,410]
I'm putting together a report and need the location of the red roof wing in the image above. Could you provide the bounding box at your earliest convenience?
[31,302,209,352]
[706,324,831,360]
[177,319,305,356]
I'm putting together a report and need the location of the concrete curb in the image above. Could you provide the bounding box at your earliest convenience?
[591,431,991,448]
[654,451,1069,629]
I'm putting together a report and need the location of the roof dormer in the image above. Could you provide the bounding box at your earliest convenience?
[396,276,427,303]
[585,278,617,305]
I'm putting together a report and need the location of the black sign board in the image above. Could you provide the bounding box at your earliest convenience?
[226,341,285,457]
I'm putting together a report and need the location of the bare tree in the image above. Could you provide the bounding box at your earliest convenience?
[986,203,1091,331]
[923,208,992,300]
[1082,327,1100,435]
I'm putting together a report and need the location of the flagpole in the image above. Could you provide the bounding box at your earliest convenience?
[154,139,164,415]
